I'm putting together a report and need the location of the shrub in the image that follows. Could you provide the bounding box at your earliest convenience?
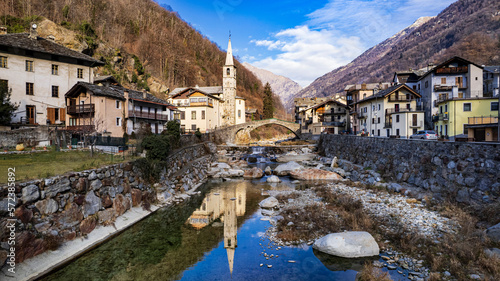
[141,135,170,161]
[195,128,202,139]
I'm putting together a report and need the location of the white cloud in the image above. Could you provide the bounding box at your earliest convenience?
[246,0,456,87]
[250,26,364,87]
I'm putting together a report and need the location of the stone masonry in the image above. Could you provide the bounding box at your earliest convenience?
[318,134,500,204]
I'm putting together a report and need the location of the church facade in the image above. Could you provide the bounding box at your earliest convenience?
[168,39,245,133]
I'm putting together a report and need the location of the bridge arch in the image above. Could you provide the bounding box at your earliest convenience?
[213,118,301,144]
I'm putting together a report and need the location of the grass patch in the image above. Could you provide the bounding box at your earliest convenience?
[358,263,392,281]
[0,150,135,183]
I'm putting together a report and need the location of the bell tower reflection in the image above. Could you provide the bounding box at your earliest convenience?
[186,182,247,276]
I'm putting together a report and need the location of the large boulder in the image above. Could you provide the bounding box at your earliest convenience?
[313,232,380,258]
[290,169,342,180]
[274,161,304,176]
[259,197,279,209]
[266,175,281,183]
[486,223,500,243]
[243,167,264,179]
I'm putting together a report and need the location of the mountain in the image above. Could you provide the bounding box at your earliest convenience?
[287,0,500,109]
[0,0,286,117]
[242,63,302,112]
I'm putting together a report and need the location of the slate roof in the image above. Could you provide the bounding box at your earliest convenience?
[169,87,222,101]
[484,66,500,74]
[355,84,421,104]
[0,33,104,66]
[66,82,171,105]
[169,86,222,96]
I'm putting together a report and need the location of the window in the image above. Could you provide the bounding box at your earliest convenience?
[77,68,83,78]
[396,129,400,136]
[26,60,34,72]
[377,129,380,136]
[191,111,196,120]
[378,104,381,110]
[372,118,375,124]
[54,108,59,121]
[116,117,121,126]
[491,102,499,111]
[180,111,185,120]
[371,130,374,136]
[191,124,196,131]
[238,110,241,118]
[396,115,400,123]
[425,81,429,88]
[202,110,205,120]
[377,117,380,124]
[51,86,59,97]
[0,56,7,68]
[441,78,446,84]
[440,106,443,114]
[26,83,34,95]
[116,100,121,109]
[463,124,468,135]
[51,64,59,75]
[463,103,471,112]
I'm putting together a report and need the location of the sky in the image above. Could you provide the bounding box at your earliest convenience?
[155,0,456,87]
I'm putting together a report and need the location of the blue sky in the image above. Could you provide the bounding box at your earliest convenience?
[155,0,456,87]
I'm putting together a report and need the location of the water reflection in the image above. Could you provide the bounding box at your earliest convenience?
[186,183,247,275]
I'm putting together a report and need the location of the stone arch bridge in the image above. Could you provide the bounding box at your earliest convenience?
[212,118,301,144]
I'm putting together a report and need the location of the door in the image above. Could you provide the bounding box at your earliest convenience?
[475,129,485,142]
[155,123,158,134]
[412,114,418,127]
[26,105,35,124]
[395,104,400,112]
[455,77,463,88]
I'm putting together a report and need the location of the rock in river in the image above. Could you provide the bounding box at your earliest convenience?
[266,175,281,183]
[313,231,380,258]
[290,169,341,181]
[274,161,304,176]
[243,167,264,179]
[259,197,279,209]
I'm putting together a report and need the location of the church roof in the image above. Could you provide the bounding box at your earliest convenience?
[225,39,234,66]
[170,86,223,96]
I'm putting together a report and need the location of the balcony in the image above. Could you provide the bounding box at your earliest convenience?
[357,111,367,119]
[468,116,499,125]
[434,85,454,91]
[438,113,449,121]
[385,106,423,115]
[330,109,348,115]
[384,122,392,128]
[130,110,168,121]
[67,104,95,115]
[322,121,346,127]
[66,125,95,132]
[387,96,413,102]
[435,66,468,74]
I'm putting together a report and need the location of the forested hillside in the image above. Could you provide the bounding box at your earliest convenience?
[0,0,285,117]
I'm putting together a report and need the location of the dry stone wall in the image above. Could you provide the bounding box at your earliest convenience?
[318,135,500,204]
[0,142,217,267]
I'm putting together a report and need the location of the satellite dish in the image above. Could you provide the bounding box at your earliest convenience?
[32,23,37,29]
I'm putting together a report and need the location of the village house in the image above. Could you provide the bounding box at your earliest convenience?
[0,27,104,126]
[345,82,393,134]
[419,56,484,129]
[433,96,498,141]
[483,66,500,97]
[64,81,175,138]
[169,38,245,132]
[356,84,424,138]
[298,99,350,135]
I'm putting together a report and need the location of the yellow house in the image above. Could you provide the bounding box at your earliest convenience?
[434,97,499,141]
[356,84,424,138]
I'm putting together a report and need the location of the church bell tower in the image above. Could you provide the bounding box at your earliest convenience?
[222,37,237,126]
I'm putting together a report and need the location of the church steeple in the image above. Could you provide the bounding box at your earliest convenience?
[222,36,237,126]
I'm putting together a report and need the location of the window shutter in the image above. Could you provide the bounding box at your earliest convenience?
[59,108,66,122]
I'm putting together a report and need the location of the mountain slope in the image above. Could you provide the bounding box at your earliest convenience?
[0,0,286,117]
[242,63,302,111]
[288,0,500,109]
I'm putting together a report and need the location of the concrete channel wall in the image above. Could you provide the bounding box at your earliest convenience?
[0,142,217,272]
[318,134,500,204]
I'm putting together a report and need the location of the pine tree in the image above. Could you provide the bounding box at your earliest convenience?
[0,82,18,125]
[262,82,274,119]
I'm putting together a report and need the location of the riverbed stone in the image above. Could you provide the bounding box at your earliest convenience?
[243,167,264,179]
[290,169,341,181]
[228,169,244,177]
[22,184,39,203]
[265,166,272,175]
[313,231,379,258]
[83,191,101,218]
[486,223,500,243]
[267,175,281,183]
[274,161,304,176]
[259,197,279,209]
[35,198,58,215]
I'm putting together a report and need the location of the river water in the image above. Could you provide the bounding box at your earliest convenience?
[42,148,403,281]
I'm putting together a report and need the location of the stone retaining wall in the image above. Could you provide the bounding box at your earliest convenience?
[318,135,500,204]
[0,142,217,268]
[0,126,51,147]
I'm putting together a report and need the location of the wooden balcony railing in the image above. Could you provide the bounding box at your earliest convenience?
[67,104,95,115]
[130,110,168,121]
[435,66,468,74]
[468,116,499,125]
[385,106,423,115]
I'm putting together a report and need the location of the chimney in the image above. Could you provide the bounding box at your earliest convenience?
[29,23,38,39]
[143,91,147,99]
[0,26,7,35]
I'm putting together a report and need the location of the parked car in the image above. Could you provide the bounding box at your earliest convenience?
[410,130,438,140]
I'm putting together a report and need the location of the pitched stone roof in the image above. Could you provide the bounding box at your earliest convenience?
[0,33,104,66]
[170,86,222,96]
[66,82,171,105]
[356,84,421,104]
[484,66,500,74]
